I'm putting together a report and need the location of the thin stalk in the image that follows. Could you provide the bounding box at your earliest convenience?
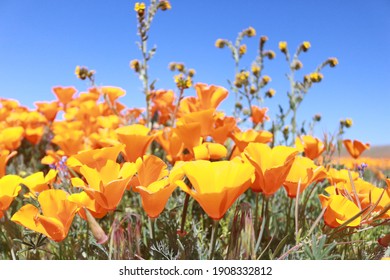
[285,198,293,235]
[149,217,156,243]
[253,192,260,236]
[179,193,190,235]
[295,179,302,243]
[171,88,185,127]
[208,219,219,260]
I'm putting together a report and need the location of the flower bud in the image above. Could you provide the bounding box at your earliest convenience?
[246,27,256,37]
[239,44,247,56]
[291,60,303,70]
[266,88,275,98]
[158,0,171,11]
[279,41,287,53]
[301,41,311,52]
[215,39,226,48]
[249,86,256,95]
[130,59,141,73]
[313,114,321,122]
[85,209,108,244]
[188,69,196,77]
[345,118,353,128]
[251,64,260,76]
[327,57,338,67]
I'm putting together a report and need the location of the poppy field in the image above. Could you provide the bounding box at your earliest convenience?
[0,1,389,260]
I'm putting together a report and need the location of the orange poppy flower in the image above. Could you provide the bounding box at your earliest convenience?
[150,89,175,124]
[155,127,184,163]
[35,101,60,122]
[319,194,361,228]
[0,126,24,151]
[295,135,325,160]
[176,160,255,220]
[177,108,216,138]
[193,142,227,160]
[251,106,270,125]
[386,178,390,197]
[23,169,57,194]
[52,86,77,105]
[101,86,126,104]
[66,144,125,173]
[11,189,78,242]
[0,174,22,218]
[195,83,228,110]
[334,178,390,219]
[232,129,273,152]
[0,150,17,177]
[68,191,109,219]
[71,160,137,211]
[343,139,370,159]
[211,115,236,145]
[52,130,86,156]
[115,124,155,162]
[133,155,180,218]
[175,122,202,153]
[178,96,199,115]
[283,156,327,198]
[25,125,45,145]
[327,168,359,185]
[243,143,298,195]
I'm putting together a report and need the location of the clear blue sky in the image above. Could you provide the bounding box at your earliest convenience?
[0,0,389,145]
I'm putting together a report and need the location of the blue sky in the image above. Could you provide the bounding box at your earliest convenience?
[0,0,389,145]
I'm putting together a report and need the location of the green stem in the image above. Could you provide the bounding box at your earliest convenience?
[285,198,293,235]
[253,192,260,236]
[179,193,190,235]
[208,219,219,260]
[149,217,156,243]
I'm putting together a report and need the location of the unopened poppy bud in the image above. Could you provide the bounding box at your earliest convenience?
[158,0,171,11]
[301,41,311,52]
[279,41,288,53]
[85,209,108,244]
[130,59,141,72]
[215,39,226,48]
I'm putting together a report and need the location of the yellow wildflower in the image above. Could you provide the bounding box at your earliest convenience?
[215,39,226,48]
[279,41,287,53]
[239,44,247,56]
[246,27,256,37]
[301,41,311,52]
